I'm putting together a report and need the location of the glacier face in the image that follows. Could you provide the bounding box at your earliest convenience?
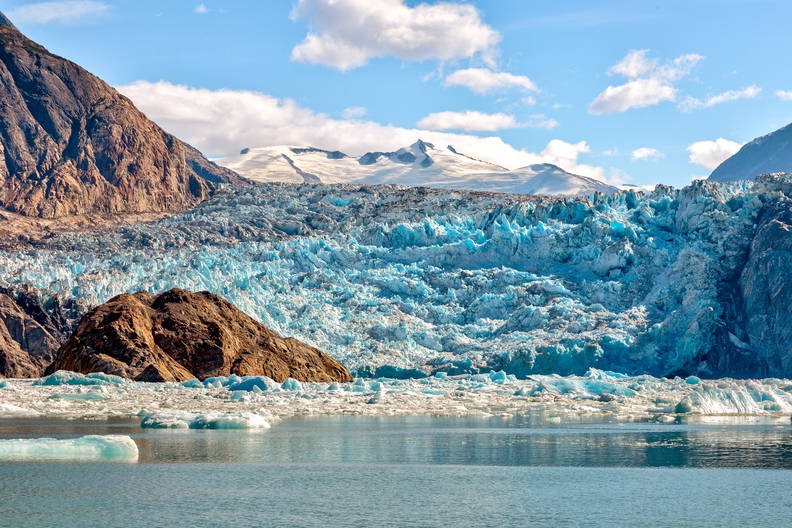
[0,176,790,378]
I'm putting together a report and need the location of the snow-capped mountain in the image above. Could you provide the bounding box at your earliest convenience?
[217,140,618,197]
[709,122,792,182]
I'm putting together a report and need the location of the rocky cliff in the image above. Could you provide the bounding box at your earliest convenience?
[0,12,242,221]
[0,285,79,377]
[45,289,352,383]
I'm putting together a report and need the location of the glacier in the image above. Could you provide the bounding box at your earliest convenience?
[0,175,790,379]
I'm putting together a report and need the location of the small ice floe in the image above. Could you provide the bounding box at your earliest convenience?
[33,371,128,387]
[0,403,38,416]
[0,435,139,462]
[139,411,271,430]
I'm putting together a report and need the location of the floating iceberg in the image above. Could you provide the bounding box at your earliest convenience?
[0,435,138,462]
[140,411,271,430]
[34,371,129,387]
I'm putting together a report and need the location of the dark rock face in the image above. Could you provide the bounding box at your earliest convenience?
[0,13,242,219]
[0,285,77,377]
[46,288,353,383]
[709,122,792,182]
[739,203,792,377]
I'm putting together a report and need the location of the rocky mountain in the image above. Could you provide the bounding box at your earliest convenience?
[45,288,352,383]
[219,140,618,197]
[0,12,242,225]
[709,122,792,182]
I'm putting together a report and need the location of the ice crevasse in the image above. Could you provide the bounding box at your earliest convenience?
[0,175,790,378]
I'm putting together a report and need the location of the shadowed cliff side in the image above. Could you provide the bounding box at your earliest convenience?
[0,12,244,223]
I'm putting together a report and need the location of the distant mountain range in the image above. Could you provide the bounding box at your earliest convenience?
[218,140,619,197]
[709,122,792,182]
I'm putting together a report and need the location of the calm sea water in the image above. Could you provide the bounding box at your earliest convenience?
[0,414,790,527]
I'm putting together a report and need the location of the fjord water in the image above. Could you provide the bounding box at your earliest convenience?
[0,416,790,528]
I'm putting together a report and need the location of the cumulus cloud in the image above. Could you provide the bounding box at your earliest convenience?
[417,111,557,132]
[589,49,703,114]
[775,90,792,101]
[631,147,663,161]
[194,4,209,14]
[289,0,500,70]
[444,68,538,94]
[117,80,602,178]
[341,106,367,119]
[687,138,742,170]
[679,85,761,111]
[9,1,109,23]
[417,111,520,132]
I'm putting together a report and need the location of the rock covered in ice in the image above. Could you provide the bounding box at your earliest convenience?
[0,435,138,462]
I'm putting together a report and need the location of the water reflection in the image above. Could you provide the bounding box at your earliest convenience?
[0,414,790,468]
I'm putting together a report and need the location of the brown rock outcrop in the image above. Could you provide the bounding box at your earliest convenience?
[0,287,70,377]
[0,13,243,221]
[45,289,353,383]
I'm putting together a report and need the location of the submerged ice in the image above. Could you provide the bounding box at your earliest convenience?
[0,176,790,378]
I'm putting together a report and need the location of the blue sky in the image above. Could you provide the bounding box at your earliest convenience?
[4,0,792,187]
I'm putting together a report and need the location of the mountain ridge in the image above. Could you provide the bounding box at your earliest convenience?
[0,11,243,224]
[219,140,618,197]
[709,122,792,182]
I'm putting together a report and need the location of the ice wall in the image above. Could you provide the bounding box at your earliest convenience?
[0,176,789,378]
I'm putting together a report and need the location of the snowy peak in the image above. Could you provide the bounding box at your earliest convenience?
[219,141,618,197]
[359,140,435,167]
[709,122,792,182]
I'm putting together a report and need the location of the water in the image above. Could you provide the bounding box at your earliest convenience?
[0,415,790,527]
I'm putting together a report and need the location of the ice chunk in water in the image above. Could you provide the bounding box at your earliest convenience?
[0,435,138,462]
[0,403,37,416]
[34,371,128,386]
[140,411,271,430]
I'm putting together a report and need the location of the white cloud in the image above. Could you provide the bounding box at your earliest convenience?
[194,4,209,14]
[525,114,559,130]
[444,68,538,94]
[775,90,792,101]
[522,96,537,105]
[416,110,556,132]
[631,147,663,161]
[687,138,742,170]
[117,80,602,178]
[289,0,500,71]
[679,85,761,111]
[609,49,656,79]
[589,49,703,114]
[342,106,367,119]
[418,111,520,132]
[9,1,109,23]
